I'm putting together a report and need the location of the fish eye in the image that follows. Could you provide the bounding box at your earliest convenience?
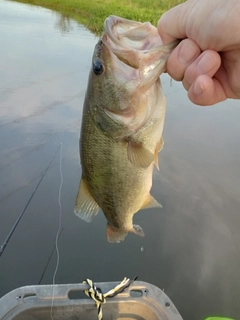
[93,59,104,76]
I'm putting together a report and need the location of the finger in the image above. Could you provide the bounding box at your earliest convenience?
[166,39,201,81]
[182,50,221,90]
[216,49,240,99]
[157,2,190,44]
[188,75,227,106]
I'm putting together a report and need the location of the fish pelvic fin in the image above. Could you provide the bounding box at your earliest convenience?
[141,194,162,209]
[74,177,100,223]
[106,224,145,243]
[127,140,154,168]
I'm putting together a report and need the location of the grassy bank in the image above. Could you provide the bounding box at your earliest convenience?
[14,0,185,34]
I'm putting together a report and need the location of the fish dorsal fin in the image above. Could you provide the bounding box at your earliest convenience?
[127,140,154,168]
[141,194,162,209]
[74,177,100,222]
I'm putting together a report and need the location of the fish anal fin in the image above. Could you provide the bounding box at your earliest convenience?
[106,225,128,243]
[107,224,145,243]
[127,141,154,168]
[141,194,162,209]
[74,177,100,223]
[132,224,145,237]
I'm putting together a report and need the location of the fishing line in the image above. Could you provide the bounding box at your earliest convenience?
[38,227,64,285]
[51,142,63,320]
[0,143,62,258]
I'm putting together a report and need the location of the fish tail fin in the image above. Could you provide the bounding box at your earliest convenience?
[106,225,128,243]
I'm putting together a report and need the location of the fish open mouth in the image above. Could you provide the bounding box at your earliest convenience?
[100,15,178,88]
[102,15,164,69]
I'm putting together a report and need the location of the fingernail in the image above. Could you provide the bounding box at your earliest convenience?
[178,40,200,65]
[193,81,204,95]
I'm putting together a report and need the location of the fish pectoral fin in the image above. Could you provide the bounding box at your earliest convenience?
[158,137,164,152]
[132,224,145,237]
[74,177,100,223]
[154,150,159,170]
[154,137,164,170]
[141,194,162,209]
[106,225,128,243]
[127,141,154,168]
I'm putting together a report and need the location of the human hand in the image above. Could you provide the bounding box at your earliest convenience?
[157,0,240,106]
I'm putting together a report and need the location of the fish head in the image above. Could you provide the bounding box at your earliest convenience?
[88,16,178,133]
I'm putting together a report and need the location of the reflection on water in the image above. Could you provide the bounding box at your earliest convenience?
[54,14,73,33]
[0,1,240,320]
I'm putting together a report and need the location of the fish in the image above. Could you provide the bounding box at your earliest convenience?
[74,15,178,243]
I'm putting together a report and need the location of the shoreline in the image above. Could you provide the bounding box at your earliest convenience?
[12,0,184,34]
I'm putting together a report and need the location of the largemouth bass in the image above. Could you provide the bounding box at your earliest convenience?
[74,16,177,243]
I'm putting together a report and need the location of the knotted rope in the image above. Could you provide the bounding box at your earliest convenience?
[82,277,137,320]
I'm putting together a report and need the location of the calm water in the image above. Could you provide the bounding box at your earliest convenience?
[0,1,240,319]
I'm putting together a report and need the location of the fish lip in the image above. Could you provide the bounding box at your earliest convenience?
[103,15,141,51]
[103,16,138,47]
[103,15,180,52]
[103,15,162,50]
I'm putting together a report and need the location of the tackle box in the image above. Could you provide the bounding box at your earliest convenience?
[0,281,183,320]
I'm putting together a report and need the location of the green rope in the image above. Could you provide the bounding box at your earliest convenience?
[83,277,136,320]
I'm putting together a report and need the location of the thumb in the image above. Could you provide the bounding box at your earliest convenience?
[157,2,190,44]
